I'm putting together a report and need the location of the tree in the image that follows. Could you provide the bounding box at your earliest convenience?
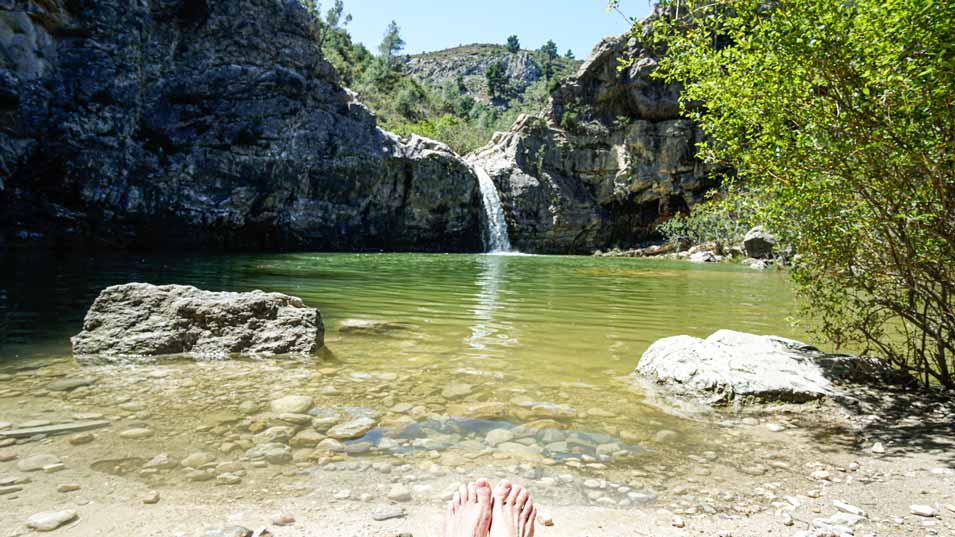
[564,49,575,60]
[378,20,405,65]
[486,61,508,99]
[540,40,558,62]
[648,0,955,388]
[325,0,351,28]
[506,35,520,53]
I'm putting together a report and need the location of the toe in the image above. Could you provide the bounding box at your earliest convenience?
[521,496,534,519]
[459,484,468,504]
[467,482,478,503]
[493,479,512,502]
[475,478,492,504]
[452,491,461,507]
[514,488,529,510]
[527,506,537,537]
[505,483,523,505]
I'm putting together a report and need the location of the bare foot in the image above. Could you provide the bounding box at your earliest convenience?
[489,480,536,537]
[444,478,493,537]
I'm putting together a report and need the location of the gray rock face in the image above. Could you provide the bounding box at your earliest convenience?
[71,283,323,360]
[469,31,720,254]
[402,44,579,106]
[0,0,482,251]
[635,330,864,405]
[743,226,777,259]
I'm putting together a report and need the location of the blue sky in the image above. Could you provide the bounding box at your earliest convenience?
[332,0,653,59]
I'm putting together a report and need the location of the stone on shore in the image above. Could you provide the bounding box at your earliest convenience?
[26,510,77,531]
[634,330,871,406]
[743,226,777,259]
[17,454,61,472]
[71,283,324,361]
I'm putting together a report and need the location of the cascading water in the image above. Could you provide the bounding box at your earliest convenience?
[472,164,513,253]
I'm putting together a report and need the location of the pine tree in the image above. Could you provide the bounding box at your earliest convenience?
[506,35,520,53]
[486,61,508,99]
[379,20,405,66]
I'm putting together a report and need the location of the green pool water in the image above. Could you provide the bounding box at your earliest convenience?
[0,251,812,502]
[0,251,805,367]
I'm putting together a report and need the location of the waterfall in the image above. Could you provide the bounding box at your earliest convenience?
[472,164,513,253]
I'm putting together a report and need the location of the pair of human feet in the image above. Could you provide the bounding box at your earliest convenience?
[444,479,536,537]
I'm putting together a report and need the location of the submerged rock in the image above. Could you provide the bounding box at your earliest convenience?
[635,330,872,406]
[71,283,323,360]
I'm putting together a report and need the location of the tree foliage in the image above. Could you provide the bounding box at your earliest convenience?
[379,20,405,64]
[647,0,955,387]
[506,35,521,53]
[658,188,758,250]
[486,61,508,98]
[540,40,558,62]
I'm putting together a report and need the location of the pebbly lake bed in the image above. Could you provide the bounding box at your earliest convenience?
[0,252,952,536]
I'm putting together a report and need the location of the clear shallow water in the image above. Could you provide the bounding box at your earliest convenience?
[0,252,810,508]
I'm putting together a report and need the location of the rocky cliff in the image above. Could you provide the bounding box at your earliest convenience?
[0,0,482,251]
[469,32,719,254]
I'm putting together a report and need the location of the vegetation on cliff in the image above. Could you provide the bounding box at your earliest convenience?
[634,0,955,387]
[305,1,578,154]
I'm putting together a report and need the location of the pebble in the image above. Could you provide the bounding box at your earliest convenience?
[68,433,94,445]
[371,505,406,521]
[327,417,376,440]
[26,510,78,531]
[144,453,178,469]
[57,483,81,493]
[181,452,215,468]
[0,485,24,495]
[270,395,313,414]
[538,512,554,526]
[672,515,686,528]
[17,454,61,472]
[654,430,679,443]
[186,469,214,482]
[387,484,412,502]
[216,472,242,485]
[782,512,794,526]
[333,489,351,500]
[485,428,514,447]
[911,505,937,517]
[441,383,473,400]
[272,513,295,526]
[870,442,886,454]
[766,423,786,432]
[833,500,866,517]
[143,491,160,504]
[119,428,153,439]
[810,470,832,481]
[0,450,16,462]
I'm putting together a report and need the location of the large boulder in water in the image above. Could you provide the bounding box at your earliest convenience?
[634,330,870,406]
[71,283,323,361]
